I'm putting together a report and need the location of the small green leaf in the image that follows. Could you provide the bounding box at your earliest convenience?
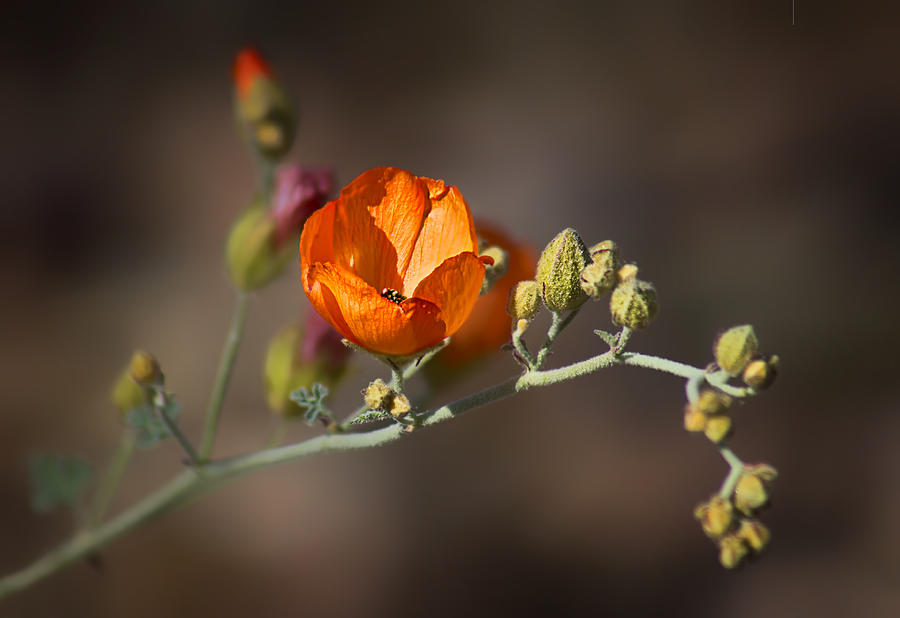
[126,399,182,448]
[289,383,332,426]
[28,454,93,513]
[347,410,391,425]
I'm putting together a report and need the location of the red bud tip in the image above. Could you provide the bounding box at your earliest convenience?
[233,47,273,98]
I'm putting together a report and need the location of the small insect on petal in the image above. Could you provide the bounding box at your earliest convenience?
[381,288,408,305]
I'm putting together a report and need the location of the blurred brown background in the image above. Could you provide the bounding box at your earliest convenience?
[2,1,899,616]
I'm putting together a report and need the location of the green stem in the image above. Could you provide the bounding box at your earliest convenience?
[88,430,137,528]
[198,292,251,461]
[0,347,703,600]
[512,327,536,369]
[152,388,199,464]
[717,446,745,499]
[535,308,580,368]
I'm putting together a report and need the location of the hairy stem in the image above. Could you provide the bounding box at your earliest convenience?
[0,348,701,599]
[198,292,250,461]
[717,446,745,499]
[535,308,580,368]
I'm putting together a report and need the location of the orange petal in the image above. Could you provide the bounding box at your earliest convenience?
[300,200,336,268]
[412,252,485,337]
[403,184,479,294]
[306,262,446,356]
[332,168,428,291]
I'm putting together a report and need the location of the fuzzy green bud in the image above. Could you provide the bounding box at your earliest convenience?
[535,228,591,312]
[111,368,148,418]
[704,415,732,443]
[227,204,292,292]
[734,464,777,515]
[507,280,541,322]
[714,325,759,376]
[609,279,658,330]
[235,76,295,162]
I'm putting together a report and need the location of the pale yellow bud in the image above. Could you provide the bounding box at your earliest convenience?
[704,415,733,443]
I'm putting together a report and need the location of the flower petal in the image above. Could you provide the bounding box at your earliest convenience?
[412,252,485,337]
[332,167,428,291]
[306,262,446,356]
[403,183,479,294]
[300,199,336,266]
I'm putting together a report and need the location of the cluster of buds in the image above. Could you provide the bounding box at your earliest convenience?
[363,379,411,420]
[694,464,778,568]
[714,324,780,390]
[507,228,659,334]
[685,324,780,567]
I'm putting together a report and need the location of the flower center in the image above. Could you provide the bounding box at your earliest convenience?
[380,288,407,305]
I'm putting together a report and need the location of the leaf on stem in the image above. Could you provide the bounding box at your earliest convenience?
[289,383,333,426]
[126,399,182,448]
[28,455,93,513]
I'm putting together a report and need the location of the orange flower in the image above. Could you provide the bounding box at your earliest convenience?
[435,222,538,369]
[232,47,273,99]
[300,167,490,357]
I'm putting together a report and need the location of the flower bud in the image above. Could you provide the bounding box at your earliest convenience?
[617,263,639,283]
[694,496,734,539]
[111,368,148,418]
[535,228,591,312]
[233,47,295,161]
[714,325,759,376]
[580,240,618,299]
[734,464,777,515]
[703,415,732,443]
[363,379,392,411]
[718,534,749,569]
[683,404,707,432]
[270,165,334,247]
[227,204,289,292]
[737,518,770,552]
[479,245,509,295]
[390,393,411,419]
[264,312,349,416]
[507,280,541,322]
[743,354,779,390]
[696,389,732,415]
[128,350,161,386]
[609,279,658,330]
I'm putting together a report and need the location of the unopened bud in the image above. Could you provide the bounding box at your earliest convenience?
[535,228,591,312]
[696,389,732,415]
[363,379,392,411]
[714,325,759,376]
[683,404,707,432]
[743,354,779,390]
[233,47,295,161]
[694,496,734,539]
[718,534,749,569]
[390,393,411,419]
[617,263,639,283]
[111,368,148,418]
[704,415,733,443]
[480,245,509,295]
[129,351,161,386]
[226,204,291,291]
[580,240,619,299]
[609,279,658,330]
[507,280,541,322]
[734,464,777,515]
[737,518,770,552]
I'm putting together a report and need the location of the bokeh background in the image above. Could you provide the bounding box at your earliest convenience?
[2,1,899,616]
